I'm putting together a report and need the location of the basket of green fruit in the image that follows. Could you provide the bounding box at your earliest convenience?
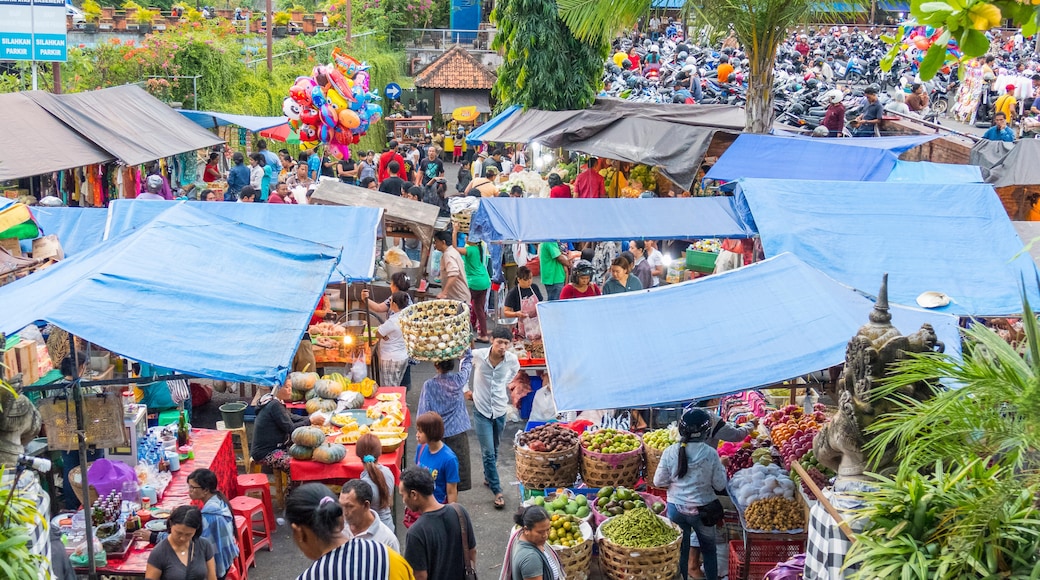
[641,428,677,485]
[596,508,683,580]
[548,513,593,580]
[525,490,592,524]
[579,428,643,488]
[514,424,581,489]
[590,485,666,526]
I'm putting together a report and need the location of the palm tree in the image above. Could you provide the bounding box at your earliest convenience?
[557,0,824,133]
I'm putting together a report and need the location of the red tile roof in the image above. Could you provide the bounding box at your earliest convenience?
[414,45,497,90]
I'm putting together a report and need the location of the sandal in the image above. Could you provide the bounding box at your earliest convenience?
[494,494,505,509]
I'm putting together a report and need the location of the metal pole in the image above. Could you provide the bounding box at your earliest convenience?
[70,335,98,580]
[52,62,61,93]
[31,63,38,90]
[265,0,273,73]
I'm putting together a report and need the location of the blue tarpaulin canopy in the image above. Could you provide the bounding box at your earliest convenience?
[466,105,519,145]
[878,0,910,11]
[21,207,108,256]
[886,160,984,183]
[538,253,962,412]
[704,134,936,183]
[735,178,1040,315]
[177,110,288,132]
[650,0,684,8]
[104,200,382,281]
[468,197,754,243]
[0,204,340,385]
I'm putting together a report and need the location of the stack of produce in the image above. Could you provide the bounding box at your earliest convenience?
[597,508,682,580]
[288,371,319,403]
[591,485,664,525]
[579,428,643,488]
[729,463,805,532]
[514,424,581,488]
[398,300,471,361]
[528,491,591,521]
[691,239,722,253]
[288,426,348,464]
[545,513,595,580]
[791,450,835,500]
[305,376,364,414]
[718,435,772,478]
[641,427,676,484]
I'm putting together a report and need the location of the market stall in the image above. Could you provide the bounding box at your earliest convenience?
[734,178,1040,315]
[0,204,341,578]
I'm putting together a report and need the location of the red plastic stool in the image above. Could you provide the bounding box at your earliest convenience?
[230,495,273,553]
[234,514,254,576]
[236,473,275,528]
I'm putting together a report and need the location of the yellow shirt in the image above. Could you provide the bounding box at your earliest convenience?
[995,94,1017,120]
[388,547,416,580]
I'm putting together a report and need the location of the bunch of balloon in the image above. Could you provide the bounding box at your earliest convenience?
[903,26,962,62]
[281,47,384,160]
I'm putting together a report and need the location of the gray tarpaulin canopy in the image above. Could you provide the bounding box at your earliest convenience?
[438,91,491,114]
[27,84,223,167]
[1013,221,1040,269]
[979,139,1040,188]
[0,92,115,181]
[469,99,746,190]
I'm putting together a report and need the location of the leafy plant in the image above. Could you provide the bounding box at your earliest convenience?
[135,7,157,24]
[83,0,103,23]
[273,11,292,26]
[845,459,1040,579]
[491,0,607,111]
[0,464,48,580]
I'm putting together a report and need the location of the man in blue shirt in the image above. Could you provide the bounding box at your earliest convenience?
[226,152,250,201]
[982,112,1016,142]
[307,148,321,180]
[255,139,280,170]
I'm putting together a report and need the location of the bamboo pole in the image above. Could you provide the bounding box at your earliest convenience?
[792,460,855,542]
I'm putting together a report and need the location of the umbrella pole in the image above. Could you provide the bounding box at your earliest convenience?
[70,335,98,580]
[364,282,376,381]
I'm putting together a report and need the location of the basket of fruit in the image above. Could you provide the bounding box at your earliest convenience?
[590,485,666,526]
[579,428,643,488]
[525,490,592,525]
[515,424,581,489]
[397,299,471,362]
[596,508,683,580]
[641,428,677,485]
[547,514,594,580]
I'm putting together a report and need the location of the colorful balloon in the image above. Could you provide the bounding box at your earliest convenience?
[310,86,326,108]
[299,107,320,127]
[319,104,338,127]
[282,97,302,120]
[354,70,370,93]
[338,109,361,129]
[331,48,361,77]
[289,82,313,106]
[914,36,931,50]
[327,69,354,101]
[325,88,348,111]
[312,65,329,88]
[299,124,319,142]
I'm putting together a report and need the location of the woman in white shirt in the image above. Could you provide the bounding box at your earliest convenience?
[654,408,727,580]
[376,292,410,387]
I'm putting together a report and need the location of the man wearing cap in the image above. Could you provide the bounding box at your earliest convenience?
[994,84,1019,123]
[472,151,487,179]
[137,175,168,200]
[851,86,883,137]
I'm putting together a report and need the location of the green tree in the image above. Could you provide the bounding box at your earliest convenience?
[557,0,825,132]
[491,0,607,111]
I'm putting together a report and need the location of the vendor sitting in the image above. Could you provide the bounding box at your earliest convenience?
[251,381,323,473]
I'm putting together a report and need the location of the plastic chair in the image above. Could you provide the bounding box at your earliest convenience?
[236,473,274,525]
[216,420,252,473]
[233,514,254,577]
[230,495,273,553]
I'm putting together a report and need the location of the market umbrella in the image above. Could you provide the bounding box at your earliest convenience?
[452,106,480,123]
[258,123,301,144]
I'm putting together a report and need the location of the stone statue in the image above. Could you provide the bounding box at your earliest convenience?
[814,275,943,479]
[0,382,42,470]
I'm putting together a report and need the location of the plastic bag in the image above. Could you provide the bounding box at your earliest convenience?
[69,537,107,567]
[529,386,557,422]
[86,459,136,498]
[350,353,368,383]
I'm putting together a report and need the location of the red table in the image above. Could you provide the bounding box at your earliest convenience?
[75,428,238,576]
[290,386,411,484]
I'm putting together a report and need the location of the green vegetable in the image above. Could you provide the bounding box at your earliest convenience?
[600,508,679,548]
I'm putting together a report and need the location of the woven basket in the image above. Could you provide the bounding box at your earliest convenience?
[397,299,471,362]
[451,210,473,234]
[37,390,126,450]
[515,441,580,489]
[68,464,99,507]
[554,521,594,580]
[580,432,644,488]
[644,443,665,483]
[596,515,683,580]
[591,491,662,526]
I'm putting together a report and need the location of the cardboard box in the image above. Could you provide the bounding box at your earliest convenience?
[0,238,20,257]
[13,340,39,384]
[32,235,64,262]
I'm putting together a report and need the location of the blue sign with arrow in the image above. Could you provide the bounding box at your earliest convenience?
[384,83,402,100]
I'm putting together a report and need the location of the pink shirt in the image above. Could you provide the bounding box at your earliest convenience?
[574,169,605,198]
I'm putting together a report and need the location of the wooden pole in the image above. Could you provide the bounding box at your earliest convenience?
[345,0,351,44]
[52,63,61,94]
[265,0,273,73]
[70,335,99,580]
[792,461,855,542]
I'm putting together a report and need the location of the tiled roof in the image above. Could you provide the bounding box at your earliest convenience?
[414,45,497,90]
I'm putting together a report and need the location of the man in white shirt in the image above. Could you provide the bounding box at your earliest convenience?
[645,240,666,287]
[339,480,400,551]
[466,326,520,509]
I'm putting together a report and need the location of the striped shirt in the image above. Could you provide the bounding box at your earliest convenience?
[296,537,413,580]
[417,349,473,438]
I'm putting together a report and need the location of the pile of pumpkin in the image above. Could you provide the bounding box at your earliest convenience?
[289,425,348,463]
[287,372,373,414]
